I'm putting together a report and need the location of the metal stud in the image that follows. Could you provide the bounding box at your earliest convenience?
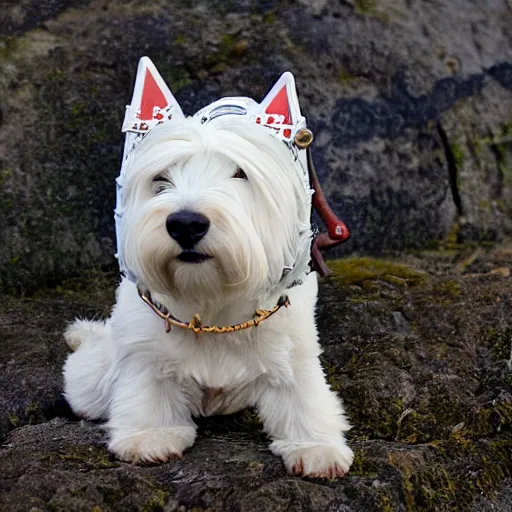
[294,128,314,149]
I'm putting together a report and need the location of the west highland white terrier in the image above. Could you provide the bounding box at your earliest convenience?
[63,57,354,478]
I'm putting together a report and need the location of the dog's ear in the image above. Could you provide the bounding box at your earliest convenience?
[256,72,305,141]
[116,58,186,284]
[122,56,185,135]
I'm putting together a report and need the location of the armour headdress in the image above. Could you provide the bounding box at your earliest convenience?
[115,57,317,283]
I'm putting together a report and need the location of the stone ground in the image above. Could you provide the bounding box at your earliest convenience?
[1,245,511,511]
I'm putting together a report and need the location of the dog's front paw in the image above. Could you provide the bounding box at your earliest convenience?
[272,442,354,479]
[109,426,196,464]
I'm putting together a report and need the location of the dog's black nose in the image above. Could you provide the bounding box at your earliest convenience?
[166,210,210,249]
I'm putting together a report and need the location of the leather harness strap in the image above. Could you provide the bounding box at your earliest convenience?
[307,148,350,276]
[138,287,290,334]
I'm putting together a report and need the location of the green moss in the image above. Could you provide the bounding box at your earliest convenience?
[396,409,438,444]
[322,358,343,392]
[7,414,19,427]
[434,45,447,61]
[417,405,512,504]
[247,461,264,471]
[502,121,512,137]
[476,457,506,495]
[349,448,378,477]
[45,67,66,82]
[466,401,512,437]
[481,121,512,144]
[207,34,233,66]
[469,137,483,159]
[355,0,377,14]
[450,141,464,170]
[483,326,512,361]
[430,431,476,459]
[329,257,428,287]
[339,67,355,85]
[262,10,275,24]
[354,0,390,21]
[165,67,192,91]
[495,198,510,213]
[201,33,249,74]
[351,397,406,440]
[209,62,228,74]
[443,240,495,251]
[348,293,381,304]
[466,122,512,193]
[220,34,235,53]
[495,141,512,188]
[413,276,465,306]
[50,445,119,469]
[99,486,126,506]
[141,488,169,512]
[474,439,511,495]
[0,35,19,61]
[24,401,44,425]
[420,435,512,509]
[377,492,395,512]
[68,487,86,497]
[0,167,12,188]
[413,465,457,509]
[238,408,263,430]
[0,198,14,214]
[432,280,461,299]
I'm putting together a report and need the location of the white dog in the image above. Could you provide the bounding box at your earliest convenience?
[63,57,353,478]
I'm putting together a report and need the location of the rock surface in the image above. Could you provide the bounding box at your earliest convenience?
[1,2,511,509]
[1,247,511,511]
[1,0,512,291]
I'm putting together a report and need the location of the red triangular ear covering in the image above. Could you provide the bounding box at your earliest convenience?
[265,86,292,124]
[139,68,168,120]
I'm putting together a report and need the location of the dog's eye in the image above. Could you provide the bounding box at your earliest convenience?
[153,175,171,183]
[232,167,248,180]
[153,175,173,194]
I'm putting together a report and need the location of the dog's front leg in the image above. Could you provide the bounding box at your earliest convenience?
[257,357,353,478]
[107,357,196,464]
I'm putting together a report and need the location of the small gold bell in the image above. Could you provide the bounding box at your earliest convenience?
[294,128,314,149]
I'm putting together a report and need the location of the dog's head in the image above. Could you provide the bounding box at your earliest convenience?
[116,58,313,303]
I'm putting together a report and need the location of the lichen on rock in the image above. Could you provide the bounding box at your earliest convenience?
[1,247,511,510]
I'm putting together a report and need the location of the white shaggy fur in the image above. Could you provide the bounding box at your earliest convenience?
[63,114,353,477]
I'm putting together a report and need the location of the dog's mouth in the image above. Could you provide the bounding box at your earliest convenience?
[177,250,213,264]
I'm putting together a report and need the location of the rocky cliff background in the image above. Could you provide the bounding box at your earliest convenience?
[0,0,511,291]
[0,1,511,511]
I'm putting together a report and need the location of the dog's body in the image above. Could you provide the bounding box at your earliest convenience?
[63,60,353,478]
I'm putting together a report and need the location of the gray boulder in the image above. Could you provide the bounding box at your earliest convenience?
[0,0,511,291]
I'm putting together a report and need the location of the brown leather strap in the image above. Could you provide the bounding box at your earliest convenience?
[307,148,350,276]
[138,287,290,334]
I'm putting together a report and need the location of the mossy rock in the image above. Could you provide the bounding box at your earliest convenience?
[328,257,428,287]
[1,246,512,509]
[2,0,512,290]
